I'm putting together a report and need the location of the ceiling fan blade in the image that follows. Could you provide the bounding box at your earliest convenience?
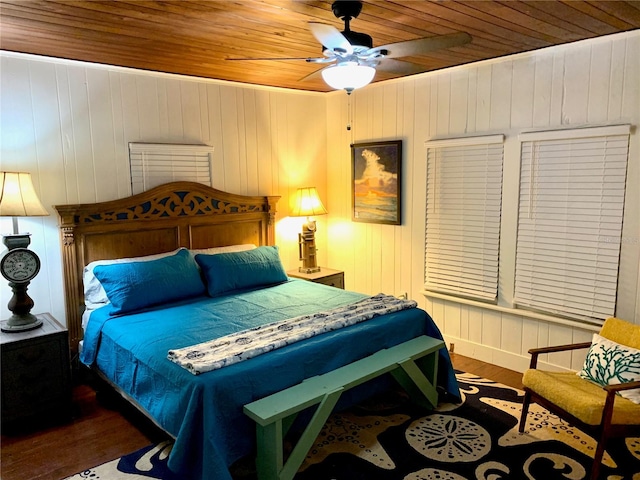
[375,58,430,75]
[308,22,353,55]
[226,56,328,63]
[299,67,326,83]
[370,32,471,59]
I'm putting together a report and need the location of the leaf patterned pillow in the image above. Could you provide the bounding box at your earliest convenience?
[577,333,640,404]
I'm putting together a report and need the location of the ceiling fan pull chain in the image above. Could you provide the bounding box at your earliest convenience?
[347,93,356,144]
[346,93,352,131]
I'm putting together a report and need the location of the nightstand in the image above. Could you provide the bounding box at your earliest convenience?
[287,267,345,289]
[1,312,72,431]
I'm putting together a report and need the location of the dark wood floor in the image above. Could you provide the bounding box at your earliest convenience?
[0,354,523,480]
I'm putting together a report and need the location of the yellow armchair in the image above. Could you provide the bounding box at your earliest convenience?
[519,317,640,480]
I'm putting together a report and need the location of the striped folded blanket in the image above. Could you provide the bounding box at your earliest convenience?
[167,293,417,375]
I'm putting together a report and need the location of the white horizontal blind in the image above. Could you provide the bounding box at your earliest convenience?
[424,135,504,301]
[129,143,214,194]
[515,125,630,322]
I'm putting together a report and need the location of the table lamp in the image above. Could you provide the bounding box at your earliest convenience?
[0,172,49,332]
[290,187,327,274]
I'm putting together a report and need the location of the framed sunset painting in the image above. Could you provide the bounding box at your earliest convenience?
[351,140,402,225]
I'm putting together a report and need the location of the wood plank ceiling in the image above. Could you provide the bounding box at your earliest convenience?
[1,1,639,92]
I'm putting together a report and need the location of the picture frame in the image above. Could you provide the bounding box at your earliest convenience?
[351,140,402,225]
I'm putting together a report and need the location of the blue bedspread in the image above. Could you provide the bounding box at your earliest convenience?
[81,279,459,480]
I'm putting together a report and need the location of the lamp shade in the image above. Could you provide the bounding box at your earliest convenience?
[321,63,375,92]
[0,172,49,217]
[290,187,328,217]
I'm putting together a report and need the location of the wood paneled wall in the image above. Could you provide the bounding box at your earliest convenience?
[1,31,638,375]
[0,54,328,324]
[326,30,640,373]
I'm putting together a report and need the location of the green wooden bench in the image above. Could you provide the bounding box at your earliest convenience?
[243,335,445,480]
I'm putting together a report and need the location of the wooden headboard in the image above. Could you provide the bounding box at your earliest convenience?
[55,181,280,354]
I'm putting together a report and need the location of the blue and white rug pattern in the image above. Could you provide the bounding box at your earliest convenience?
[64,372,640,479]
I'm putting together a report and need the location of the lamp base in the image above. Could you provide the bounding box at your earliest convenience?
[298,266,321,274]
[1,313,43,332]
[298,221,320,275]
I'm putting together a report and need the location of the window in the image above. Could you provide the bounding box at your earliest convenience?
[424,135,504,302]
[515,125,630,323]
[128,143,214,194]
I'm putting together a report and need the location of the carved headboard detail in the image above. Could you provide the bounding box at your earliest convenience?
[55,181,280,354]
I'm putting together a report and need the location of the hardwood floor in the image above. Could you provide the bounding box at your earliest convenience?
[0,354,523,480]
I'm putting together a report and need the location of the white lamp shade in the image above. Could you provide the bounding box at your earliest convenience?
[0,172,49,217]
[291,187,328,217]
[321,63,375,92]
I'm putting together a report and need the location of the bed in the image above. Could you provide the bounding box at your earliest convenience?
[55,181,459,480]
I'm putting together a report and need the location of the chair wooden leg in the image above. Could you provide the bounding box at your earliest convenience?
[589,427,609,480]
[519,390,532,433]
[590,443,604,480]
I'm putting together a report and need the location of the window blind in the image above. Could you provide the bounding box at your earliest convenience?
[128,143,214,194]
[424,135,504,301]
[515,125,630,322]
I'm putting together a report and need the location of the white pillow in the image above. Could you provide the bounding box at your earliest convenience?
[189,244,256,256]
[577,333,640,404]
[82,304,101,330]
[83,248,184,308]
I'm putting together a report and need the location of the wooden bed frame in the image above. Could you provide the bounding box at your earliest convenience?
[53,181,456,480]
[54,181,279,354]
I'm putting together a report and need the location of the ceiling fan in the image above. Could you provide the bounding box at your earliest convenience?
[227,1,471,93]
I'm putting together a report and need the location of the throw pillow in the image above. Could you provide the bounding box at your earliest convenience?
[195,245,288,297]
[577,333,640,404]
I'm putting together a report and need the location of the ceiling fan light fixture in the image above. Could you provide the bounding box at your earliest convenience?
[321,63,375,92]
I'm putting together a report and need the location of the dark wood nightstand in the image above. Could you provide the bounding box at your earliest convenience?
[1,312,72,431]
[287,267,345,289]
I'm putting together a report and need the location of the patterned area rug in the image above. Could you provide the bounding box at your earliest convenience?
[64,371,640,480]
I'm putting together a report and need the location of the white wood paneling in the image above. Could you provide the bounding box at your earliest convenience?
[490,61,512,131]
[475,64,492,131]
[0,53,326,324]
[563,47,591,124]
[587,42,612,124]
[449,70,469,134]
[410,77,430,299]
[1,31,637,376]
[532,53,553,128]
[326,31,640,374]
[607,40,626,122]
[511,58,535,129]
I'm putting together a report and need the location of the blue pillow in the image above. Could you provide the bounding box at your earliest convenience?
[93,248,206,314]
[195,245,288,297]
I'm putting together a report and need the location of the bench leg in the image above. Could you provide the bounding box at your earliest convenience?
[279,388,343,480]
[255,420,284,480]
[256,387,343,480]
[391,353,440,409]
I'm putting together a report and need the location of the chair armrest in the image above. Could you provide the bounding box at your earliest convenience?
[528,342,592,355]
[600,380,640,431]
[527,342,592,369]
[604,380,640,393]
